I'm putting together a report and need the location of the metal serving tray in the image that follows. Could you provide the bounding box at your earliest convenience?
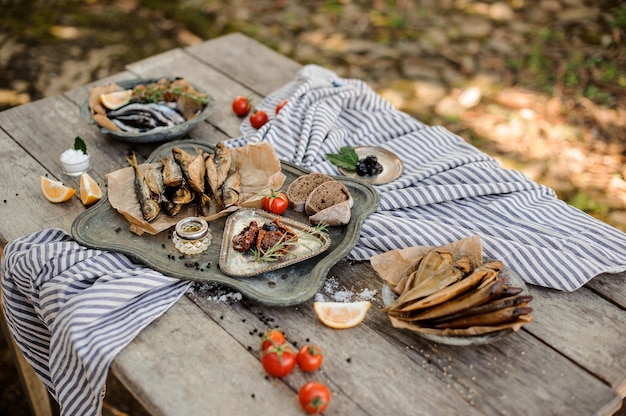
[71,140,379,306]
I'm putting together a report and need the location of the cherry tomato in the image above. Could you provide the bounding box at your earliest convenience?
[261,328,285,351]
[299,382,330,414]
[275,99,288,114]
[262,344,296,377]
[296,344,323,372]
[261,190,289,215]
[249,109,269,129]
[232,96,252,117]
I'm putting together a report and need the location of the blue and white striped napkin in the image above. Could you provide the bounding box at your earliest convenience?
[1,229,191,416]
[229,64,626,292]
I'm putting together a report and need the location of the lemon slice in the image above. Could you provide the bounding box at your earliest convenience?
[313,301,371,329]
[100,89,132,110]
[40,176,76,203]
[79,173,102,205]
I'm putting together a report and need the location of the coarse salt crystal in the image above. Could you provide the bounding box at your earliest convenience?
[60,148,89,163]
[332,290,354,302]
[357,288,377,301]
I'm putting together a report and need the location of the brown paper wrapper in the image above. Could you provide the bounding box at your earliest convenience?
[107,142,286,235]
[371,236,530,337]
[371,236,484,295]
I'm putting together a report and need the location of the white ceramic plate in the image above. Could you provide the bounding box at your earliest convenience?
[219,209,331,278]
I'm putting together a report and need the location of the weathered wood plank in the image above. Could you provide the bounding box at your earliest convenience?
[186,288,483,416]
[0,128,79,244]
[587,271,626,309]
[351,252,626,409]
[0,93,140,188]
[187,32,302,97]
[320,260,623,415]
[0,89,227,246]
[526,284,626,398]
[62,71,136,108]
[112,296,367,415]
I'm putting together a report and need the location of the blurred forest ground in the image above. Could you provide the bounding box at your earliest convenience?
[1,1,626,415]
[1,0,625,231]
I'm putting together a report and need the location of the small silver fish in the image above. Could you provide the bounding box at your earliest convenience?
[204,153,222,208]
[144,162,166,204]
[214,142,232,190]
[162,199,183,217]
[161,156,184,188]
[196,192,212,217]
[221,171,241,208]
[126,153,160,222]
[148,103,185,124]
[172,147,206,193]
[171,185,194,205]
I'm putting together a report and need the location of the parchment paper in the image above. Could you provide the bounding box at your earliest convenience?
[370,236,483,295]
[107,142,286,235]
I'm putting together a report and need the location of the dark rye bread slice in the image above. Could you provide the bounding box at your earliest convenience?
[286,173,334,212]
[304,180,353,216]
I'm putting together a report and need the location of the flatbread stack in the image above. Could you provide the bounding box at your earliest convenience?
[372,238,533,338]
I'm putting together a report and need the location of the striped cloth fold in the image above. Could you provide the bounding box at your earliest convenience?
[1,228,191,416]
[228,64,626,291]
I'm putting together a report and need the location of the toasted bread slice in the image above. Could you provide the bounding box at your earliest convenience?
[304,180,353,216]
[286,172,333,212]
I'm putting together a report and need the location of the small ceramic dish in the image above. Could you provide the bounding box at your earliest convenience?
[79,77,214,143]
[381,261,529,346]
[339,146,404,185]
[219,209,331,278]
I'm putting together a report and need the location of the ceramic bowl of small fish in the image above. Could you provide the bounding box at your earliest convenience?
[80,77,215,143]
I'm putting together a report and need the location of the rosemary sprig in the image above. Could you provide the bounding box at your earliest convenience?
[131,81,210,105]
[251,222,329,263]
[311,222,329,236]
[251,233,299,263]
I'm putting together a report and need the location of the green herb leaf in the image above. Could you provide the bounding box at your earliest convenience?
[73,136,87,154]
[325,146,360,170]
[340,146,359,162]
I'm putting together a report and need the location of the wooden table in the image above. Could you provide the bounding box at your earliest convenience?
[1,33,625,416]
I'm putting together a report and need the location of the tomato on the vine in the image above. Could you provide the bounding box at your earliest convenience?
[296,344,323,372]
[299,382,330,414]
[232,96,252,117]
[249,109,269,129]
[261,328,285,351]
[262,190,289,215]
[275,99,288,114]
[262,344,296,377]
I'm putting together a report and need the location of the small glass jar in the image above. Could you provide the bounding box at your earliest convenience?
[172,217,212,255]
[60,149,91,176]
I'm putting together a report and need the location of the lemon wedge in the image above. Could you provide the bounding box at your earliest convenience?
[79,173,102,205]
[100,89,132,110]
[313,301,371,329]
[40,176,75,203]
